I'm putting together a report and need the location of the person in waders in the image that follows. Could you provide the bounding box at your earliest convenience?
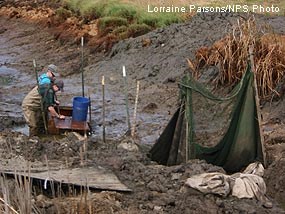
[22,80,65,137]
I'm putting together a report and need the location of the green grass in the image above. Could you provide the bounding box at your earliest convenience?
[62,0,184,28]
[97,16,128,36]
[60,0,183,44]
[60,0,284,44]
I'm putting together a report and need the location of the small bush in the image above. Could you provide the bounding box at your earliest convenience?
[104,4,138,21]
[138,11,183,28]
[109,23,151,41]
[112,25,129,39]
[155,13,183,27]
[97,16,128,36]
[139,15,159,28]
[64,0,138,21]
[55,7,73,20]
[127,23,152,38]
[80,1,110,19]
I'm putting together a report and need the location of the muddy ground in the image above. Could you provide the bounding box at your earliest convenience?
[1,1,285,213]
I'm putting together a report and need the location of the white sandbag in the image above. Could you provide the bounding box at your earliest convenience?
[186,172,231,197]
[185,162,271,207]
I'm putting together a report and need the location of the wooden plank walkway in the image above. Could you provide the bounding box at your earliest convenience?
[1,166,131,192]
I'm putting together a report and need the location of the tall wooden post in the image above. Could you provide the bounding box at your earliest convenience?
[81,37,85,97]
[122,66,131,133]
[102,76,106,143]
[249,45,266,167]
[131,81,140,137]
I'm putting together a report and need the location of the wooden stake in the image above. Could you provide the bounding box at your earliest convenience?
[122,66,131,133]
[80,147,84,166]
[249,45,266,167]
[102,76,106,143]
[88,88,92,125]
[81,37,85,97]
[131,81,140,138]
[55,93,61,116]
[33,59,48,134]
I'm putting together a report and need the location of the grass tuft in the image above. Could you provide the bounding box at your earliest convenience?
[97,16,128,36]
[55,7,73,21]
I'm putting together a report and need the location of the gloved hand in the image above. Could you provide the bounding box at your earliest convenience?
[58,114,65,120]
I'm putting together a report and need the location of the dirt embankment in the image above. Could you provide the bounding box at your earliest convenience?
[1,0,285,213]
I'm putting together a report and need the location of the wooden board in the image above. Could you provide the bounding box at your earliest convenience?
[2,167,131,192]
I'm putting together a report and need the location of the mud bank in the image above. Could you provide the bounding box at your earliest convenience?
[1,3,285,213]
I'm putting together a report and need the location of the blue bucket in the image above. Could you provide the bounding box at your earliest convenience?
[72,96,90,122]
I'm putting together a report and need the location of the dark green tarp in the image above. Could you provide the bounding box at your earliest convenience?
[149,65,265,173]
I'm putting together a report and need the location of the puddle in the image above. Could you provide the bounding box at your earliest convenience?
[0,65,17,75]
[0,17,164,143]
[0,76,13,85]
[0,29,164,145]
[0,65,164,143]
[0,66,16,85]
[0,65,32,87]
[12,125,74,141]
[13,124,29,136]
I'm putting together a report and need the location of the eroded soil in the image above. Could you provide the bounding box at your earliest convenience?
[1,1,285,213]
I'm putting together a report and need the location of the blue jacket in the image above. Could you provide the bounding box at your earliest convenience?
[38,73,51,85]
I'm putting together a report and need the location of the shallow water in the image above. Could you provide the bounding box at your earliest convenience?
[0,17,166,144]
[13,124,29,136]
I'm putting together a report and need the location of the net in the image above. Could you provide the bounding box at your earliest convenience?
[149,64,265,173]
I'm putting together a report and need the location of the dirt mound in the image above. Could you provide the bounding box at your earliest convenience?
[1,131,285,213]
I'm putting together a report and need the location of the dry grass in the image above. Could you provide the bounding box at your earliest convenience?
[0,172,37,214]
[191,16,285,100]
